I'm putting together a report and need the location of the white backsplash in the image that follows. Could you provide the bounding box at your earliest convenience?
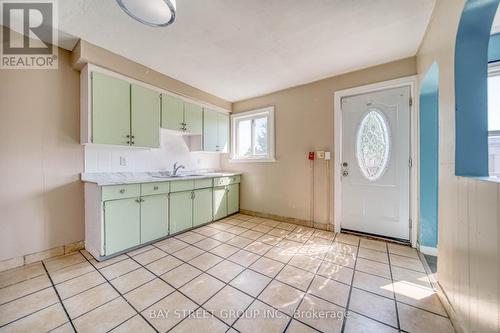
[84,130,221,173]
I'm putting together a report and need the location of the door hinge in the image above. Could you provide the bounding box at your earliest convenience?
[409,97,413,107]
[408,157,413,168]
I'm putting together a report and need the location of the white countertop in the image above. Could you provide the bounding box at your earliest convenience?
[81,171,242,186]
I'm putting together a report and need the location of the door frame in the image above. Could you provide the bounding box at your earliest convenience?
[333,75,419,247]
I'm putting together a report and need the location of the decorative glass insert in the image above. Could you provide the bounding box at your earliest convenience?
[356,109,391,181]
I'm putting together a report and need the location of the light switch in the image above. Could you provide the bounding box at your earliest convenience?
[316,151,325,159]
[119,156,127,166]
[325,152,331,160]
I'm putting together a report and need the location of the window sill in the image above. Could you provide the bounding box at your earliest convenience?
[458,175,500,184]
[228,158,277,163]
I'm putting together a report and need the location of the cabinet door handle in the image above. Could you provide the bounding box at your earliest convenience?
[119,189,125,194]
[153,186,159,190]
[135,199,140,203]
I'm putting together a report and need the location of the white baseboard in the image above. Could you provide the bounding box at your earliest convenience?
[419,245,438,256]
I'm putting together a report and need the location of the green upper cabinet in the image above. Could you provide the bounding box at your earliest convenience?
[217,113,229,152]
[193,188,213,226]
[131,84,160,148]
[161,94,184,131]
[203,108,219,151]
[203,109,230,152]
[104,198,140,255]
[91,72,131,146]
[140,194,169,244]
[169,191,193,234]
[227,183,239,215]
[184,102,203,135]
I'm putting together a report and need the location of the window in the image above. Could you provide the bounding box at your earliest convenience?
[231,106,275,162]
[356,109,392,181]
[488,64,500,177]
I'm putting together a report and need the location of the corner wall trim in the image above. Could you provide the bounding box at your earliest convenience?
[419,245,438,256]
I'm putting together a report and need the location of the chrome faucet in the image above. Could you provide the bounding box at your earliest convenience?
[172,162,185,176]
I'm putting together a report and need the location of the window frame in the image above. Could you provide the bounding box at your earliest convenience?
[488,62,500,177]
[230,106,276,162]
[488,62,500,135]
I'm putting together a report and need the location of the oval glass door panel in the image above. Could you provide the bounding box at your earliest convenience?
[355,109,391,181]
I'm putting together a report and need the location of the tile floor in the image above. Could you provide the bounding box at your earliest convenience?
[0,214,455,333]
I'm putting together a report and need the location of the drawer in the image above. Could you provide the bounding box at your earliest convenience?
[194,178,213,189]
[170,179,195,192]
[213,175,240,186]
[102,184,140,201]
[141,182,170,196]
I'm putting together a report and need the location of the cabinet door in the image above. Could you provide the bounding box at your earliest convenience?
[184,102,203,135]
[131,84,160,148]
[161,94,184,131]
[140,194,169,244]
[92,72,131,145]
[213,186,228,220]
[217,113,229,152]
[193,188,213,226]
[227,183,239,215]
[203,108,219,152]
[104,198,140,255]
[169,191,193,234]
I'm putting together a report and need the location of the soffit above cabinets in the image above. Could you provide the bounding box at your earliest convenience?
[53,1,435,102]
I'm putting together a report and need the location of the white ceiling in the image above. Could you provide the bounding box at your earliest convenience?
[56,0,436,102]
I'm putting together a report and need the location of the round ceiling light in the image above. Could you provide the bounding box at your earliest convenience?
[116,0,176,27]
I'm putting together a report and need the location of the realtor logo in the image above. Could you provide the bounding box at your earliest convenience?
[1,0,58,69]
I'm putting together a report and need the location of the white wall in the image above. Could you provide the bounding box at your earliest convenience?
[84,130,221,173]
[416,1,500,332]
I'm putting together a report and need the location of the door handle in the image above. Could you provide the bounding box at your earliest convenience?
[341,162,349,177]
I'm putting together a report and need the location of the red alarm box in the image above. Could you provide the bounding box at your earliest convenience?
[308,151,315,160]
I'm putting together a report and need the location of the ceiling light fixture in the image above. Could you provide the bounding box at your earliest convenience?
[116,0,176,27]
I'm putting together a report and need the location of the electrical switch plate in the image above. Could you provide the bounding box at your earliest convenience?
[325,152,331,160]
[316,151,325,159]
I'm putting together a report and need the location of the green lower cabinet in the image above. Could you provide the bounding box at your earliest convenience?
[213,186,228,220]
[169,191,193,234]
[104,198,140,255]
[140,194,169,244]
[193,188,213,226]
[227,184,239,215]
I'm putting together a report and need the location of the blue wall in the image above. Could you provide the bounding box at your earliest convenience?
[454,0,499,177]
[419,62,439,248]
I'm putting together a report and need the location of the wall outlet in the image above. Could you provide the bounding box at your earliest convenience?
[119,156,127,166]
[316,151,325,159]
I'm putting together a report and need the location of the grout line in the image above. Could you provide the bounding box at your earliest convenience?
[41,261,77,333]
[2,216,427,333]
[0,299,60,329]
[386,242,401,331]
[282,233,339,333]
[340,237,361,333]
[80,252,160,333]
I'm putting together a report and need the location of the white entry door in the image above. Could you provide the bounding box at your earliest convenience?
[340,86,411,240]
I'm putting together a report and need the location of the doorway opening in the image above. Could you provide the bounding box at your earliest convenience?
[418,62,439,271]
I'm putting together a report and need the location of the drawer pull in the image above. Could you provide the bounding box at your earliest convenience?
[119,189,125,194]
[154,186,159,190]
